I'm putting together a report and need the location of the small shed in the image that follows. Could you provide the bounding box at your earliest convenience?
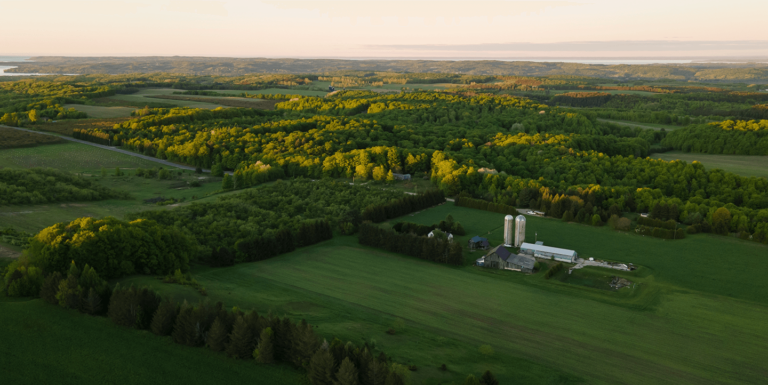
[392,173,411,181]
[468,236,490,251]
[483,245,535,273]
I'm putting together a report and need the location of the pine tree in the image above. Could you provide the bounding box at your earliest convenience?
[384,372,405,385]
[172,301,194,344]
[226,315,254,359]
[55,274,81,310]
[367,357,390,385]
[293,319,320,368]
[135,288,160,330]
[81,287,102,315]
[335,357,359,385]
[150,299,178,336]
[39,272,63,305]
[255,327,275,364]
[462,374,481,385]
[207,316,229,352]
[479,370,499,385]
[309,346,335,385]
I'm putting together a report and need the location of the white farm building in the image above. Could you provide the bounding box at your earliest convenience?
[520,242,577,263]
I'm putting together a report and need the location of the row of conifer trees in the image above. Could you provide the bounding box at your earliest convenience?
[361,190,445,223]
[359,222,464,266]
[455,196,518,216]
[232,219,334,264]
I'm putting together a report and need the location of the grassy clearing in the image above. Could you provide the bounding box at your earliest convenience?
[400,204,768,305]
[63,104,135,118]
[0,142,162,172]
[596,118,683,131]
[103,89,227,109]
[242,88,328,97]
[119,234,768,385]
[0,300,307,385]
[551,89,660,96]
[147,95,278,109]
[653,151,768,179]
[0,126,63,148]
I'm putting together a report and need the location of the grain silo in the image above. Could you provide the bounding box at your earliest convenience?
[514,215,526,247]
[504,215,514,247]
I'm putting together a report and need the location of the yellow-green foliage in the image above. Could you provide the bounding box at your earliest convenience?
[712,119,768,131]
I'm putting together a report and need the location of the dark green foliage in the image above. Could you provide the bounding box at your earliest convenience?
[336,357,359,385]
[150,299,178,336]
[479,370,499,385]
[544,263,565,279]
[292,319,320,368]
[255,327,275,364]
[39,271,63,305]
[361,190,445,223]
[359,222,463,265]
[226,315,254,359]
[635,225,686,240]
[368,356,390,385]
[81,287,103,315]
[0,168,128,205]
[210,246,235,267]
[309,346,335,385]
[32,217,194,280]
[222,174,234,190]
[384,372,405,385]
[107,284,138,327]
[207,316,229,352]
[55,274,81,309]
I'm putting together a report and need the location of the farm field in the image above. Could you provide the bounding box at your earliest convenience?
[63,104,135,118]
[653,151,768,179]
[107,89,228,109]
[401,204,768,305]
[0,142,165,172]
[240,88,329,96]
[32,117,131,136]
[0,300,307,385]
[118,233,768,385]
[550,89,661,96]
[596,118,683,131]
[0,126,62,148]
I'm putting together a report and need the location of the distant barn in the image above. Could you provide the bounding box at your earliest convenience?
[483,245,535,273]
[519,242,577,263]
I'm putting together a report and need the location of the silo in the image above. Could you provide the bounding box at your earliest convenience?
[504,215,514,247]
[515,215,526,247]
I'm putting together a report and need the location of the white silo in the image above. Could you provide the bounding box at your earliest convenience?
[514,215,526,247]
[504,215,514,247]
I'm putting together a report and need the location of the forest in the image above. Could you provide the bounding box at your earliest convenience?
[0,168,129,205]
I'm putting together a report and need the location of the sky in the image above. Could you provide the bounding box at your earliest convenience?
[1,0,767,59]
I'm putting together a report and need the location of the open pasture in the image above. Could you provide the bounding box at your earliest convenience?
[596,118,682,131]
[119,234,768,385]
[653,151,768,179]
[107,89,228,109]
[63,104,135,118]
[0,142,163,173]
[147,95,279,109]
[241,88,328,96]
[550,89,660,96]
[0,126,62,148]
[0,300,306,385]
[398,203,768,305]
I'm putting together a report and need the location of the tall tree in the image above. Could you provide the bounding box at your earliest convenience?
[335,357,359,385]
[255,327,275,364]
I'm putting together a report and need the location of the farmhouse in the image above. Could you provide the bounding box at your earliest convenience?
[483,245,535,273]
[520,242,578,263]
[468,236,490,251]
[392,173,411,181]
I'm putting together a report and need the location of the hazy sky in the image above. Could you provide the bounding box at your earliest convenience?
[1,0,766,58]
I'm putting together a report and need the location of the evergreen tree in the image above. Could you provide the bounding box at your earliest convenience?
[150,299,178,336]
[172,300,195,344]
[207,316,229,352]
[292,319,320,368]
[309,346,335,385]
[384,372,405,385]
[55,274,81,310]
[81,287,102,315]
[479,370,499,385]
[222,174,234,190]
[462,374,481,385]
[335,357,359,385]
[367,357,390,385]
[39,272,63,305]
[255,327,275,364]
[226,315,254,359]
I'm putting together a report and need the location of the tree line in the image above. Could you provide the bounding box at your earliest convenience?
[359,222,464,266]
[361,190,445,223]
[0,168,129,205]
[455,196,517,216]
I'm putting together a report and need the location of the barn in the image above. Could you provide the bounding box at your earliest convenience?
[483,245,536,273]
[519,242,578,263]
[468,236,490,251]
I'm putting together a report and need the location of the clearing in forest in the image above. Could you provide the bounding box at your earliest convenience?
[62,104,136,118]
[654,151,768,179]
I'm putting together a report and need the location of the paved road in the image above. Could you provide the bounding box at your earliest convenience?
[1,124,222,173]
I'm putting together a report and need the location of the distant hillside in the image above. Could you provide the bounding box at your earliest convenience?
[6,57,768,82]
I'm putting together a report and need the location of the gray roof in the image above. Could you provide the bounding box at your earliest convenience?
[486,245,511,261]
[507,254,536,270]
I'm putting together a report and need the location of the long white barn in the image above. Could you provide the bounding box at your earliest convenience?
[519,242,578,263]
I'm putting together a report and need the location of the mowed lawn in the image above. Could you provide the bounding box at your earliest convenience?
[653,151,768,179]
[120,234,768,385]
[0,300,307,385]
[63,104,135,118]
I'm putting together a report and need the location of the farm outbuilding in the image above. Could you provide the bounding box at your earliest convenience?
[520,242,577,263]
[392,173,411,181]
[483,245,535,273]
[468,236,490,251]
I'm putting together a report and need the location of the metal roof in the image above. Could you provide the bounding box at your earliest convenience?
[470,236,487,243]
[520,242,576,257]
[507,254,535,269]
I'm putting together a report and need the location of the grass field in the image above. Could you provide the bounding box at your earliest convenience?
[0,142,163,172]
[653,151,768,179]
[117,231,768,385]
[33,117,131,136]
[0,126,63,148]
[63,104,135,118]
[597,118,683,131]
[0,300,307,385]
[551,89,661,96]
[106,89,228,109]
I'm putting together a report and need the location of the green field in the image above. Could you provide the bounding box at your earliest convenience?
[63,104,136,118]
[597,118,683,131]
[0,300,307,385]
[108,89,228,109]
[240,88,329,97]
[653,151,768,179]
[551,89,661,96]
[116,231,768,384]
[0,142,165,172]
